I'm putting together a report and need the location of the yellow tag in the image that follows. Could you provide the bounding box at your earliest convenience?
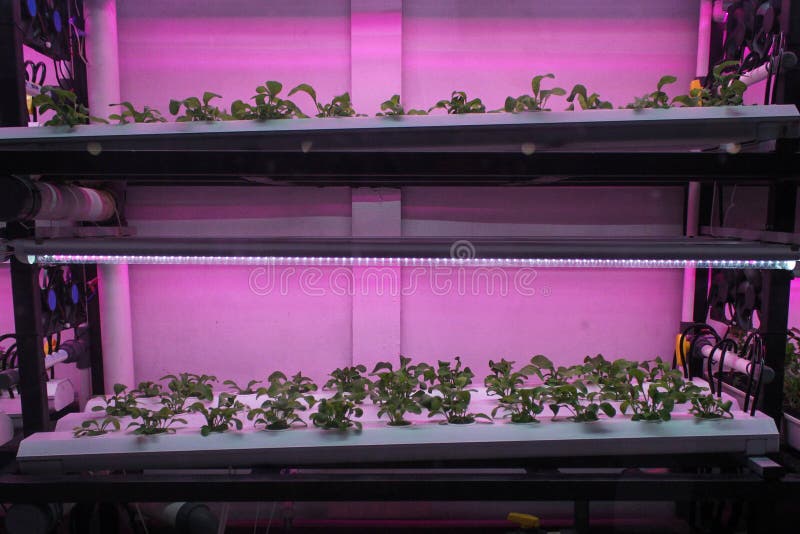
[675,334,691,366]
[507,512,540,529]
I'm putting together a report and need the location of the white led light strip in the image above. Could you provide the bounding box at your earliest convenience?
[34,255,797,270]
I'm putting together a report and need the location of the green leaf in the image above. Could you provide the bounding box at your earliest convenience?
[168,100,181,115]
[202,92,222,106]
[288,83,317,103]
[599,402,616,418]
[266,81,283,96]
[657,75,677,91]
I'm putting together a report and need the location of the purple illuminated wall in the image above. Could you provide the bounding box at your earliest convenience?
[109,0,702,384]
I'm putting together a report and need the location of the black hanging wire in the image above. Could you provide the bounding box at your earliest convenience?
[677,323,721,380]
[710,338,738,397]
[740,332,766,415]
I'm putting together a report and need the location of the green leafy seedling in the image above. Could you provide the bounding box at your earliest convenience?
[92,383,137,417]
[288,84,362,117]
[32,85,108,127]
[169,92,230,121]
[248,371,317,430]
[132,381,162,398]
[376,94,428,117]
[504,74,566,112]
[310,395,364,431]
[310,365,369,430]
[108,102,166,123]
[785,329,800,415]
[690,394,734,419]
[73,416,121,438]
[625,75,677,109]
[566,84,613,110]
[430,91,486,114]
[224,379,261,395]
[369,355,426,426]
[190,393,245,436]
[672,61,747,107]
[127,406,187,435]
[231,81,307,120]
[418,357,492,424]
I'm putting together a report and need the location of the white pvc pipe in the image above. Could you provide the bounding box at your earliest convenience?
[86,1,134,391]
[98,264,135,391]
[697,0,713,78]
[700,343,771,382]
[681,182,702,322]
[43,351,68,370]
[85,0,121,117]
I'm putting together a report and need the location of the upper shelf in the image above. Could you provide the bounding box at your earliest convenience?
[0,106,798,183]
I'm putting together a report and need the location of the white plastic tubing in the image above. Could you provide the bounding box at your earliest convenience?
[85,0,135,390]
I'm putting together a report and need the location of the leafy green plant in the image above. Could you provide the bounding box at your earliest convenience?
[108,102,167,124]
[224,379,261,395]
[784,329,800,414]
[618,358,687,421]
[430,91,486,114]
[73,416,121,438]
[484,358,547,423]
[369,355,425,426]
[160,373,216,414]
[127,406,187,435]
[625,75,677,109]
[525,355,614,422]
[526,354,575,386]
[92,383,137,417]
[689,393,734,419]
[323,365,370,402]
[288,84,361,117]
[419,357,491,424]
[311,366,369,430]
[248,371,317,430]
[578,355,635,402]
[132,381,162,398]
[566,85,613,110]
[672,61,747,107]
[32,86,108,127]
[495,387,546,423]
[484,359,532,398]
[504,74,566,112]
[162,373,216,401]
[189,393,245,436]
[230,81,307,120]
[310,396,364,430]
[376,94,428,116]
[543,380,615,422]
[169,92,230,121]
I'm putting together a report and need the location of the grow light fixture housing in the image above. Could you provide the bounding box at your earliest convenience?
[11,238,799,270]
[26,254,796,270]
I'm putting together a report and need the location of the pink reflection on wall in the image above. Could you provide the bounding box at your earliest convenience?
[402,0,701,111]
[117,2,351,118]
[129,265,353,386]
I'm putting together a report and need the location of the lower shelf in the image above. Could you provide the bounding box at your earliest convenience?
[18,411,779,474]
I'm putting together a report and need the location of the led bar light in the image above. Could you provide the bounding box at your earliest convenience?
[12,238,799,270]
[29,255,797,270]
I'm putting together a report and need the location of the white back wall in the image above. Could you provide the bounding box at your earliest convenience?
[116,1,697,383]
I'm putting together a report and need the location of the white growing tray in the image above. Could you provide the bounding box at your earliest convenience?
[19,384,778,474]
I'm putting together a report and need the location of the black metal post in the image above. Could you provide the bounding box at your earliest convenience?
[8,251,50,436]
[83,265,105,395]
[0,0,27,127]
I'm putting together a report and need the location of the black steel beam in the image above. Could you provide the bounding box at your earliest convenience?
[0,471,794,504]
[0,0,27,128]
[0,151,798,183]
[8,251,50,436]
